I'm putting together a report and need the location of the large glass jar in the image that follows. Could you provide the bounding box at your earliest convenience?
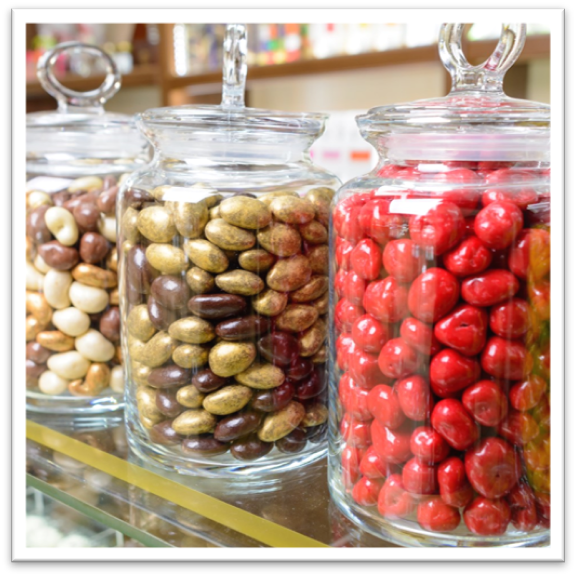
[119,25,339,477]
[26,43,148,414]
[328,24,551,546]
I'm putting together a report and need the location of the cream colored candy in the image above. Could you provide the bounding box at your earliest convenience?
[26,262,45,291]
[109,365,125,393]
[68,175,103,192]
[44,206,79,246]
[68,281,109,313]
[97,215,117,243]
[43,269,72,309]
[47,351,90,380]
[38,371,69,396]
[27,190,53,210]
[51,307,91,337]
[33,254,53,274]
[75,329,115,362]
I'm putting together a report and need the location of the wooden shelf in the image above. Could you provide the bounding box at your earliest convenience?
[26,64,160,98]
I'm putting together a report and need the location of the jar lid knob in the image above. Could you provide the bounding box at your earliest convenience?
[37,41,121,112]
[439,23,526,93]
[221,24,247,109]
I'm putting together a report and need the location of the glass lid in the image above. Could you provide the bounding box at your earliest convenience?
[357,24,550,162]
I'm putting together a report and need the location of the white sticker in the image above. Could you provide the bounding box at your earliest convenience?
[26,176,74,193]
[389,198,441,216]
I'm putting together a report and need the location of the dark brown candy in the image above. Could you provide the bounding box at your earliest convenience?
[126,244,159,293]
[191,368,229,393]
[147,296,180,331]
[51,190,71,207]
[155,388,184,418]
[285,357,314,381]
[99,307,121,343]
[257,332,299,367]
[26,205,51,244]
[147,365,192,388]
[215,315,271,341]
[73,201,100,231]
[26,341,51,363]
[230,434,273,461]
[294,369,326,400]
[38,241,79,270]
[149,421,182,445]
[213,412,261,442]
[97,185,118,215]
[251,381,295,413]
[275,428,307,454]
[79,232,109,264]
[182,435,229,456]
[26,358,46,378]
[187,294,247,320]
[305,422,327,444]
[151,275,190,310]
[124,187,154,208]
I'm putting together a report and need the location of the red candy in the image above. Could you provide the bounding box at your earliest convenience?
[335,298,364,332]
[463,497,511,536]
[400,317,441,356]
[461,269,519,307]
[474,201,524,250]
[507,482,538,532]
[408,268,459,323]
[481,337,532,380]
[342,271,367,306]
[402,457,438,494]
[508,228,551,281]
[434,304,487,357]
[395,375,433,421]
[417,497,461,533]
[368,384,406,430]
[437,457,474,508]
[349,348,385,389]
[342,444,364,488]
[341,413,372,448]
[489,298,530,339]
[335,237,354,270]
[462,380,508,427]
[431,399,479,451]
[465,437,520,499]
[339,373,372,421]
[377,473,416,519]
[410,426,449,464]
[371,420,412,464]
[442,235,493,277]
[429,349,480,398]
[359,198,406,244]
[409,201,465,255]
[333,195,367,243]
[363,277,408,323]
[350,238,382,280]
[352,314,390,354]
[360,446,399,479]
[509,375,547,412]
[352,476,383,506]
[383,239,421,283]
[336,333,356,371]
[378,338,418,380]
[497,411,539,446]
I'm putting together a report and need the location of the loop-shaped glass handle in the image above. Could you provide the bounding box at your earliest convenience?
[439,23,526,93]
[221,24,247,109]
[37,41,121,111]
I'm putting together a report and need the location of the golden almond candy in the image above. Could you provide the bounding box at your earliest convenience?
[307,244,329,275]
[183,239,228,274]
[289,275,329,303]
[275,304,319,333]
[166,199,209,239]
[208,341,256,378]
[121,207,141,244]
[218,196,272,229]
[205,218,256,251]
[171,409,217,435]
[202,385,252,416]
[136,386,164,422]
[140,414,162,430]
[128,336,148,364]
[141,331,179,368]
[127,305,156,342]
[172,344,209,369]
[176,385,205,409]
[257,401,306,442]
[68,176,103,192]
[234,362,285,390]
[311,292,329,315]
[131,361,152,387]
[26,315,48,342]
[68,363,111,397]
[311,345,327,364]
[266,255,312,292]
[137,205,176,243]
[299,220,328,245]
[37,330,75,352]
[215,270,264,296]
[259,190,299,206]
[113,345,122,365]
[251,289,288,317]
[301,403,328,427]
[109,289,120,306]
[168,317,215,344]
[298,319,326,357]
[71,263,118,289]
[305,187,334,227]
[26,291,52,325]
[204,193,224,208]
[238,249,275,273]
[209,205,221,220]
[26,237,35,261]
[185,266,215,294]
[257,223,301,257]
[145,244,188,275]
[269,196,315,225]
[106,248,118,272]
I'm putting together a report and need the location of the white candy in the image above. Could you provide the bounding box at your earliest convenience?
[51,307,91,337]
[47,351,90,380]
[68,175,103,192]
[74,329,115,362]
[109,365,125,393]
[38,370,69,395]
[33,253,53,274]
[68,281,109,313]
[97,215,117,243]
[44,206,79,246]
[43,269,72,309]
[26,262,45,291]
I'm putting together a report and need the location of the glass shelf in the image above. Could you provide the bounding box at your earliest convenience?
[26,413,397,548]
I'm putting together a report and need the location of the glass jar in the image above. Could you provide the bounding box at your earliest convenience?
[328,24,550,546]
[26,43,148,414]
[119,25,339,477]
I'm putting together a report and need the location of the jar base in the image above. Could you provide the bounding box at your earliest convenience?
[329,474,550,548]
